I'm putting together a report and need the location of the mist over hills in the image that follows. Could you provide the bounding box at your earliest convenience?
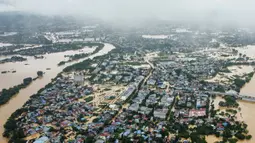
[1,0,255,30]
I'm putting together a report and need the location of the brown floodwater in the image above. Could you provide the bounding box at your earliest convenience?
[0,46,96,90]
[238,74,255,143]
[206,74,255,143]
[0,43,115,143]
[207,44,255,142]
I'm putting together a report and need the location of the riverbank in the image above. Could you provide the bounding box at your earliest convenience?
[0,77,33,106]
[206,65,254,85]
[0,56,27,64]
[0,43,116,143]
[58,43,104,66]
[4,43,102,56]
[238,73,255,143]
[0,46,95,90]
[0,70,61,143]
[206,73,255,143]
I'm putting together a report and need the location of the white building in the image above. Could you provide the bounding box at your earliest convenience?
[74,72,84,85]
[128,103,140,112]
[34,136,50,143]
[154,108,168,119]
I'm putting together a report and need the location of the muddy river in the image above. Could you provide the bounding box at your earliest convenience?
[0,43,115,143]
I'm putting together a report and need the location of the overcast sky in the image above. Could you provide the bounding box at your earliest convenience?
[1,0,255,27]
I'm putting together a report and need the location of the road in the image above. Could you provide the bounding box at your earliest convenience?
[94,55,155,140]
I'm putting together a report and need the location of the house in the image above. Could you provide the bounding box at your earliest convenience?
[132,96,145,104]
[179,109,189,118]
[95,139,105,143]
[147,79,156,86]
[154,108,168,119]
[157,82,167,89]
[146,94,157,106]
[139,106,153,115]
[160,95,174,106]
[189,108,206,117]
[109,104,119,110]
[128,103,140,112]
[34,136,50,143]
[196,98,207,108]
[196,94,208,108]
[120,85,136,100]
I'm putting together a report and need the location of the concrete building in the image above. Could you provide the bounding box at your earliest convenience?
[74,72,84,85]
[154,108,168,119]
[34,136,50,143]
[128,103,140,112]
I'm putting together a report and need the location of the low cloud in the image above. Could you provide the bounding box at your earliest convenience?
[1,0,255,27]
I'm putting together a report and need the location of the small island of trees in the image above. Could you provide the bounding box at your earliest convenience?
[0,56,27,64]
[37,71,44,77]
[0,77,33,105]
[58,43,104,66]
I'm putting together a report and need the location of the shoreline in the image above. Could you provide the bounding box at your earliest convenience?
[0,43,116,143]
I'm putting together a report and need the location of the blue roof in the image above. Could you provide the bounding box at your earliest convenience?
[34,136,49,143]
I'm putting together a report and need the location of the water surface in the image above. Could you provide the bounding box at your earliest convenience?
[0,43,115,143]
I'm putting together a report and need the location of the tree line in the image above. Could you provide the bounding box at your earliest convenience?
[0,77,33,105]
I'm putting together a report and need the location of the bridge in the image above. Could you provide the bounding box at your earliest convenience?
[237,95,255,102]
[205,91,255,102]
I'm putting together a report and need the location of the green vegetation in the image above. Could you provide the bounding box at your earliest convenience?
[37,71,43,77]
[3,117,27,143]
[224,61,255,68]
[63,59,93,72]
[244,72,254,82]
[119,61,146,66]
[246,135,252,140]
[2,73,63,140]
[175,68,182,76]
[0,77,33,105]
[58,61,66,66]
[85,96,94,102]
[220,68,232,73]
[58,43,104,66]
[234,78,246,88]
[226,109,238,114]
[9,42,103,56]
[235,133,246,140]
[230,72,254,91]
[214,85,225,92]
[158,51,168,57]
[219,95,239,107]
[0,56,27,64]
[183,71,196,82]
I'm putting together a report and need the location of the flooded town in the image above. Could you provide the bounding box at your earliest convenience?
[1,2,255,143]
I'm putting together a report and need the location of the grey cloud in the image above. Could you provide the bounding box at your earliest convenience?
[1,0,255,27]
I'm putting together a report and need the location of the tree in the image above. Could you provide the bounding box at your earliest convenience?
[234,78,246,88]
[37,71,43,77]
[178,131,189,139]
[85,136,94,143]
[23,77,32,85]
[12,128,25,140]
[223,129,232,138]
[214,85,225,92]
[235,133,245,140]
[228,138,238,143]
[4,118,17,130]
[243,123,248,129]
[190,132,207,143]
[215,132,220,137]
[175,69,182,76]
[246,135,252,140]
[160,129,169,138]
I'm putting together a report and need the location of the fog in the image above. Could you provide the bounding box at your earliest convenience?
[1,0,255,27]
